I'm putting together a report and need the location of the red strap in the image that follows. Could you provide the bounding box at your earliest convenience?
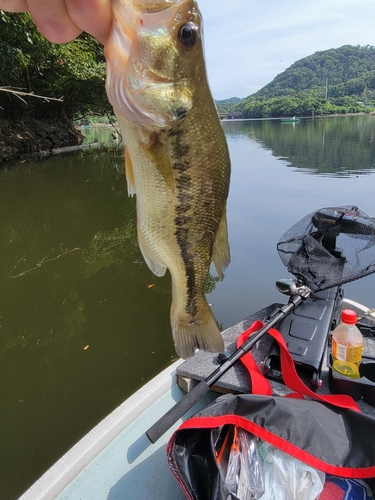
[237,321,360,412]
[267,327,360,411]
[236,321,272,395]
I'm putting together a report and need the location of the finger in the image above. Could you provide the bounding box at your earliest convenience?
[66,0,112,45]
[0,0,28,12]
[27,0,82,43]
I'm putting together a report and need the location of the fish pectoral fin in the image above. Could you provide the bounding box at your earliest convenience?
[137,225,167,277]
[211,209,231,279]
[124,146,136,196]
[142,131,175,193]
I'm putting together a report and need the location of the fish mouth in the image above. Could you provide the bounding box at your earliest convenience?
[112,74,193,128]
[106,0,198,128]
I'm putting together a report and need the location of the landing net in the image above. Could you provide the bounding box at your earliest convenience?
[277,206,375,290]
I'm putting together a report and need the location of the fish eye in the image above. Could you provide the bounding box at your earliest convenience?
[177,22,199,48]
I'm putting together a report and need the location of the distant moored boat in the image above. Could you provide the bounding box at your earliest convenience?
[281,116,300,123]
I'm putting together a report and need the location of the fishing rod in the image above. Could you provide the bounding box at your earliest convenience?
[146,279,311,443]
[146,205,375,443]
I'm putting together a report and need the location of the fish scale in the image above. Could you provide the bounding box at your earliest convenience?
[105,0,231,358]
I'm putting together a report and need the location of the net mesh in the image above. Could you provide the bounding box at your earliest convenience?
[277,206,375,290]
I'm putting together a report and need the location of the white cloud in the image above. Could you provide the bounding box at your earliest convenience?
[197,0,375,99]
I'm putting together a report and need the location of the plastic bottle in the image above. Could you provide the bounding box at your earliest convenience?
[331,309,363,378]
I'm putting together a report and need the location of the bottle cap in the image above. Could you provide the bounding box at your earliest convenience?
[341,309,357,324]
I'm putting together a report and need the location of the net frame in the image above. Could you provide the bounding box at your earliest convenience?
[277,206,375,291]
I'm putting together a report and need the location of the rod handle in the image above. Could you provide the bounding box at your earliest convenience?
[146,380,210,444]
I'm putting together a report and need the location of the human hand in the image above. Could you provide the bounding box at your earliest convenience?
[0,0,112,44]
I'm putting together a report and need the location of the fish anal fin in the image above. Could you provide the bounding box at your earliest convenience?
[124,146,136,196]
[142,132,175,193]
[137,225,167,277]
[171,299,224,359]
[212,209,231,279]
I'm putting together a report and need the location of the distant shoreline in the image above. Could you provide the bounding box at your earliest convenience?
[220,112,374,122]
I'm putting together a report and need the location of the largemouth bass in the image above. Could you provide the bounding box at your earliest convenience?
[105,0,231,358]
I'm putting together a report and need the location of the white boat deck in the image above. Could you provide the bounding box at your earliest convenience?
[20,360,217,500]
[56,386,186,500]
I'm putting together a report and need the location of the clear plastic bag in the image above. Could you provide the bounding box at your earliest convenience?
[237,429,264,499]
[214,426,324,500]
[258,442,325,500]
[225,427,241,495]
[221,427,265,500]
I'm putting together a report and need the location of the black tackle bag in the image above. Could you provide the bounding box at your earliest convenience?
[167,321,375,500]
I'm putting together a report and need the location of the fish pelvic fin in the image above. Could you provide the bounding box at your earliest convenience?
[137,224,167,277]
[124,146,136,196]
[171,299,224,359]
[212,209,231,279]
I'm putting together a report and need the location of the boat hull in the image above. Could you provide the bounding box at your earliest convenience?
[20,298,375,499]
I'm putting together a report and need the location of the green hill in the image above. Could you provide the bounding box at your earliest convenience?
[236,45,375,118]
[215,97,243,113]
[255,45,375,98]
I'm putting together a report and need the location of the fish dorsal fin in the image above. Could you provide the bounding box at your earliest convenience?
[124,146,136,196]
[137,223,167,277]
[211,209,231,279]
[142,131,175,193]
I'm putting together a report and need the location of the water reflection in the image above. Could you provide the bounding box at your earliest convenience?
[80,125,119,146]
[0,150,175,499]
[1,119,375,499]
[222,115,375,176]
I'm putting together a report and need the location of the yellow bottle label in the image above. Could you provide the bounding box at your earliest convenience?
[332,338,362,363]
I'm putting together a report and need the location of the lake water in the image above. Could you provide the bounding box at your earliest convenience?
[1,116,375,499]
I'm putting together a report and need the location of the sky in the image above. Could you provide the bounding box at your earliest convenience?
[197,0,375,100]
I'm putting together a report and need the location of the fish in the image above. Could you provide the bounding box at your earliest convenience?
[105,0,231,358]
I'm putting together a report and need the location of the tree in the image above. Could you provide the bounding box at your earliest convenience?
[0,11,110,120]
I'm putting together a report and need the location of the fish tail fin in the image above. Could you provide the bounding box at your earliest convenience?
[171,299,224,359]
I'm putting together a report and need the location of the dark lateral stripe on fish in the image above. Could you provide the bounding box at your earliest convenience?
[171,129,198,319]
[175,173,192,190]
[174,225,198,317]
[169,128,190,157]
